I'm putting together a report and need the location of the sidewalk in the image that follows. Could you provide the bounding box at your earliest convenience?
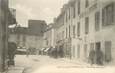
[6,66,24,73]
[60,58,105,67]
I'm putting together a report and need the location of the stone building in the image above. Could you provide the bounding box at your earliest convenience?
[9,20,47,53]
[54,0,115,64]
[27,20,47,50]
[54,10,66,57]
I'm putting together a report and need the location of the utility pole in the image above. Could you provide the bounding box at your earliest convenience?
[0,0,9,72]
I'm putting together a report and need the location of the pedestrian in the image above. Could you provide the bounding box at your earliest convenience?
[88,49,95,65]
[95,49,104,65]
[8,42,17,66]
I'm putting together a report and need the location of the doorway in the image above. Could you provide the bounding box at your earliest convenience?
[96,42,101,51]
[105,41,112,62]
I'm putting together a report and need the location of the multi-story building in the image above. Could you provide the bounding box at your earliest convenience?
[53,9,66,57]
[43,23,55,48]
[9,20,47,52]
[54,0,77,58]
[55,0,115,64]
[27,20,47,50]
[9,26,28,48]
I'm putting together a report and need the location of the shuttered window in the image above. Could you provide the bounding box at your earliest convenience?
[95,11,100,31]
[102,3,114,26]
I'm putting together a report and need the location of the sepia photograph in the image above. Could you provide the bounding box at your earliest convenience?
[0,0,115,73]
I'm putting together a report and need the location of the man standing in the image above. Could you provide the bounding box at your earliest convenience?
[89,49,95,65]
[95,49,104,65]
[8,42,17,66]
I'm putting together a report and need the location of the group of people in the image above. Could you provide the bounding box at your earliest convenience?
[48,46,64,59]
[48,46,104,66]
[26,47,37,57]
[89,48,104,65]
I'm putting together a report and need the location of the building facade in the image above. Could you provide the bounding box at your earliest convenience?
[54,0,115,64]
[43,23,55,48]
[9,20,47,53]
[54,10,66,57]
[27,20,47,50]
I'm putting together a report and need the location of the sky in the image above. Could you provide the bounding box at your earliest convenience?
[9,0,69,27]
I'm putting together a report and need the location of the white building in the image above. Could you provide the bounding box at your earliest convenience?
[55,0,115,64]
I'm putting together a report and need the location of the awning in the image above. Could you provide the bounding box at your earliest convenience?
[17,49,27,52]
[41,48,45,51]
[44,48,50,52]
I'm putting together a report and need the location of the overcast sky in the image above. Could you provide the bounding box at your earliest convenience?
[9,0,69,27]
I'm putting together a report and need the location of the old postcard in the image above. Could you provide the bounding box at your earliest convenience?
[0,0,115,73]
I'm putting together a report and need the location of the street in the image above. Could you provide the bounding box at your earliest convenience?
[14,55,115,73]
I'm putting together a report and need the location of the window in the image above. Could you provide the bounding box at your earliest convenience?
[84,44,88,58]
[73,4,76,18]
[78,0,80,15]
[69,25,71,37]
[62,31,64,39]
[90,43,94,51]
[102,3,114,26]
[66,11,69,22]
[77,44,80,58]
[95,11,100,31]
[73,25,76,38]
[69,8,71,20]
[85,17,89,34]
[105,41,112,62]
[77,22,80,37]
[66,28,68,38]
[46,40,48,45]
[66,13,68,22]
[85,0,89,8]
[73,46,75,57]
[95,42,101,50]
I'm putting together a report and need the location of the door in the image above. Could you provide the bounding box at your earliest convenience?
[73,46,75,58]
[96,42,101,50]
[105,41,112,62]
[84,44,88,58]
[77,45,80,58]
